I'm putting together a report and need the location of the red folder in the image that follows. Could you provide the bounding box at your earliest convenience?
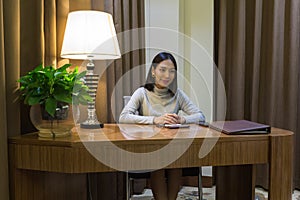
[209,120,271,134]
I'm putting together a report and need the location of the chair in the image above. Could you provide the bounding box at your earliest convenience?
[122,96,203,200]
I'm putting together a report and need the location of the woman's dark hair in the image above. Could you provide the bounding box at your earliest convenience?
[144,52,178,95]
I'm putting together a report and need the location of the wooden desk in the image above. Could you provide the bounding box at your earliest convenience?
[9,124,293,200]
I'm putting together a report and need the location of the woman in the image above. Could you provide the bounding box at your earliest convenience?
[119,52,205,200]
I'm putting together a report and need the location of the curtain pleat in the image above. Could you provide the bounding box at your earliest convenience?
[3,0,21,137]
[44,0,57,66]
[247,0,262,120]
[56,0,69,66]
[215,0,300,189]
[291,0,300,187]
[0,0,9,198]
[1,0,21,198]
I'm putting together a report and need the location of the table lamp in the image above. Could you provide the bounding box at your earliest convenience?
[61,10,121,129]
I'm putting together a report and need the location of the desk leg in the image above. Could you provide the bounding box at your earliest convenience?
[216,165,255,200]
[269,135,293,200]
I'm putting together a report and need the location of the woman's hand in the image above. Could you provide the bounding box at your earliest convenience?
[154,113,186,124]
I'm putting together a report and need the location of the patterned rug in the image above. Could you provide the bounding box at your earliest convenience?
[131,186,213,200]
[131,186,300,200]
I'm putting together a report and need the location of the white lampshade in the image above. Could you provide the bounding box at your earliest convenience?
[61,10,121,60]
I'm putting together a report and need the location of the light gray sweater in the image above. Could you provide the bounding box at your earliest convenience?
[119,86,205,124]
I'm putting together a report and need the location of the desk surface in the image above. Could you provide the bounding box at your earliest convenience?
[9,123,291,144]
[9,124,293,200]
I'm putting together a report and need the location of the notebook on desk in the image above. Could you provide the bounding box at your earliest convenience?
[209,120,271,134]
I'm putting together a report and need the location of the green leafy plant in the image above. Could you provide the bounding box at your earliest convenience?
[18,63,92,117]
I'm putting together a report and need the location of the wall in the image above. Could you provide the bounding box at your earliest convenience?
[144,0,180,72]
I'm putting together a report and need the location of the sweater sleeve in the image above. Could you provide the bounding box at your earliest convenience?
[119,88,155,124]
[177,89,206,124]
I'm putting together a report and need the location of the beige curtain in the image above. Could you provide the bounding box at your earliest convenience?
[215,0,300,189]
[1,0,144,199]
[0,1,9,199]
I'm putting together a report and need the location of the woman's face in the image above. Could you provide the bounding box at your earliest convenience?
[152,59,176,89]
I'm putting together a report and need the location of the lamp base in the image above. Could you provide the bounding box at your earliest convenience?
[80,122,104,129]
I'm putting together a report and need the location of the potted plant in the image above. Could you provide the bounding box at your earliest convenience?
[18,63,92,137]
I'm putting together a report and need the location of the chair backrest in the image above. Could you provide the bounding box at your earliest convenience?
[123,96,139,115]
[123,96,132,107]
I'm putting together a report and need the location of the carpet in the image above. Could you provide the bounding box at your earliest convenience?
[131,186,300,200]
[131,186,215,200]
